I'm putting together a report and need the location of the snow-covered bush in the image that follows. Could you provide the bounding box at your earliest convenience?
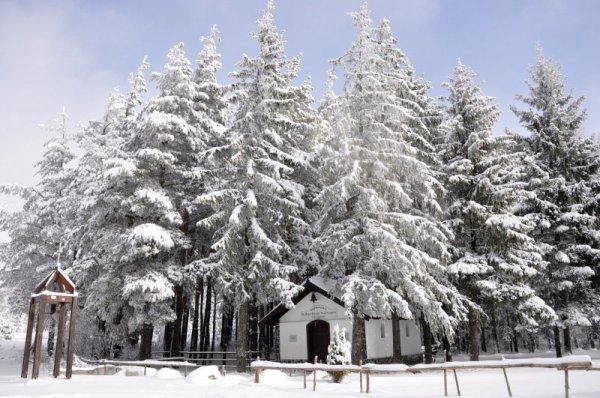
[327,324,351,383]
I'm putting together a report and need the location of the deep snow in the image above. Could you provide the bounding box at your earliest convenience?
[2,336,600,397]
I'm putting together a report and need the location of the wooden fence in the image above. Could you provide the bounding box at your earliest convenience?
[93,359,198,376]
[251,355,596,398]
[149,350,264,371]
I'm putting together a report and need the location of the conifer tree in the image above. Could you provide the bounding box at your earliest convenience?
[0,109,76,301]
[512,48,600,356]
[195,1,318,371]
[441,61,555,360]
[314,4,469,364]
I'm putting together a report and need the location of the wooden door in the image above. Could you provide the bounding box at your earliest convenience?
[306,320,330,363]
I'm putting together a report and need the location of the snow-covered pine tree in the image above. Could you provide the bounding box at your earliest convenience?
[195,1,318,371]
[185,25,228,356]
[67,59,150,359]
[314,4,469,365]
[0,109,77,356]
[116,42,222,359]
[375,18,443,166]
[512,47,600,357]
[327,324,351,382]
[440,61,555,360]
[0,109,76,302]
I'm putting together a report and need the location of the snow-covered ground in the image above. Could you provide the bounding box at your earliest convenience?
[2,336,600,397]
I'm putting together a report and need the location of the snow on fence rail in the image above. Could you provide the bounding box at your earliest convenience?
[93,359,199,376]
[251,355,593,398]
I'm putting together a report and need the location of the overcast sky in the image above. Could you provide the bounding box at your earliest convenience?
[1,0,599,212]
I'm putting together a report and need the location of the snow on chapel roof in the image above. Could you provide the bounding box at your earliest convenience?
[259,276,344,325]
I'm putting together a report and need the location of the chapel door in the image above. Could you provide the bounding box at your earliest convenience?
[306,320,330,363]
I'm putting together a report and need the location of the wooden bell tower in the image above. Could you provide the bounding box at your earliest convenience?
[21,267,78,379]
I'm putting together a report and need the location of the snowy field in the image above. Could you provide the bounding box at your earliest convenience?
[2,337,600,398]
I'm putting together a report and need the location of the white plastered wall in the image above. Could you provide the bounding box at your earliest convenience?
[277,291,422,360]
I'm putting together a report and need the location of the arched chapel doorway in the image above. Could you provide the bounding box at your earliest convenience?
[306,319,330,363]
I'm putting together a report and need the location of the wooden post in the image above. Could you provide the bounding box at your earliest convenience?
[21,298,36,378]
[443,350,448,397]
[366,370,370,393]
[444,370,448,396]
[502,367,512,397]
[303,370,307,389]
[32,300,47,379]
[360,369,363,393]
[53,303,67,378]
[453,369,461,396]
[144,365,147,376]
[254,356,260,384]
[313,368,317,391]
[65,297,78,379]
[564,368,569,398]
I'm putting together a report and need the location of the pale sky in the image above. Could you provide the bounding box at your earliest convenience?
[1,0,599,212]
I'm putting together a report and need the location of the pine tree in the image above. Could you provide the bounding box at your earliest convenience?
[441,61,555,360]
[0,109,77,357]
[327,324,351,383]
[327,324,351,365]
[314,5,469,364]
[512,47,600,357]
[195,1,318,371]
[0,109,76,304]
[78,59,153,359]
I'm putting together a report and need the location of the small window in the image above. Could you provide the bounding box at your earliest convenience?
[289,334,298,343]
[380,323,386,338]
[405,323,410,337]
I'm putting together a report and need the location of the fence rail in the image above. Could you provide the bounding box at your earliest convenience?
[150,350,265,371]
[251,356,594,398]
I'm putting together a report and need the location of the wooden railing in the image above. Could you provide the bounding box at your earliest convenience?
[251,356,595,398]
[93,359,198,376]
[152,350,265,371]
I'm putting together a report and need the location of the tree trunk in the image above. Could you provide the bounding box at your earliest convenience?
[139,323,153,360]
[211,286,217,354]
[351,315,366,365]
[554,326,563,358]
[481,326,487,352]
[170,285,184,357]
[491,310,500,354]
[190,278,202,357]
[180,297,189,352]
[468,308,480,361]
[201,278,212,352]
[392,312,402,363]
[506,315,518,353]
[163,322,173,357]
[249,300,259,352]
[564,326,572,354]
[442,334,452,362]
[421,317,433,364]
[221,302,230,351]
[221,299,234,352]
[236,300,249,373]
